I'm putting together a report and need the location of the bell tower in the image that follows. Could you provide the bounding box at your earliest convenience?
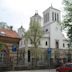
[43,5,61,26]
[30,11,43,26]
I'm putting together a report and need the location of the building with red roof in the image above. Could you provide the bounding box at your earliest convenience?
[0,27,20,69]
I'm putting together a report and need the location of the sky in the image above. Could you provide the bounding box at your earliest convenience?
[0,0,63,31]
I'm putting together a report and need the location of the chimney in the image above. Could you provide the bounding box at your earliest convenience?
[10,26,13,30]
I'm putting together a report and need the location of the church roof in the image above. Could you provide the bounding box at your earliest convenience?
[31,12,41,19]
[43,6,60,14]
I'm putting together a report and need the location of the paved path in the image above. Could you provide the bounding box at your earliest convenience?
[7,69,56,72]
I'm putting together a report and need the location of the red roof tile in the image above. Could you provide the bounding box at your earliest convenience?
[0,29,19,38]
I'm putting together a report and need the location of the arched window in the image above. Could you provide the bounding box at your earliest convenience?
[63,43,65,47]
[57,13,59,22]
[52,12,54,21]
[67,44,70,48]
[55,40,59,48]
[46,29,48,32]
[46,41,48,46]
[28,50,30,62]
[55,13,56,21]
[47,13,49,21]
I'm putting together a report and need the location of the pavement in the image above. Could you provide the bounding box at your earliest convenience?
[7,69,56,72]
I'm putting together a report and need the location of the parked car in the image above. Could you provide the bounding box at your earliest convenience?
[56,63,72,72]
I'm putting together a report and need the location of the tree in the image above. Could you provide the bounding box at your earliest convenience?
[63,0,72,62]
[63,0,72,45]
[54,48,60,67]
[25,20,43,66]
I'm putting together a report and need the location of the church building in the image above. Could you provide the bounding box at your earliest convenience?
[18,6,68,66]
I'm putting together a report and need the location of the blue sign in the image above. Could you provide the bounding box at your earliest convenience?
[12,45,16,52]
[48,48,52,52]
[48,48,52,61]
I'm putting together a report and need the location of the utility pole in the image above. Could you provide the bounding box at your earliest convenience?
[48,30,51,72]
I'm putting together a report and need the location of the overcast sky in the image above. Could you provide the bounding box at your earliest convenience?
[0,0,63,31]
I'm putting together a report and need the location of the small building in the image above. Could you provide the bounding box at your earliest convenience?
[0,28,20,68]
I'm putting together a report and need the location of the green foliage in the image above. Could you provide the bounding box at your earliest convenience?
[63,0,72,46]
[54,48,60,59]
[30,47,43,59]
[25,20,43,48]
[24,20,43,65]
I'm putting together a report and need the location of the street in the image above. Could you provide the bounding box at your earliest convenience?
[8,69,56,72]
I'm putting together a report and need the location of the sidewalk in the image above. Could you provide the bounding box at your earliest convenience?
[7,69,56,72]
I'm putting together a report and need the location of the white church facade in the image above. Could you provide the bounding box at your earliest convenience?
[18,6,69,66]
